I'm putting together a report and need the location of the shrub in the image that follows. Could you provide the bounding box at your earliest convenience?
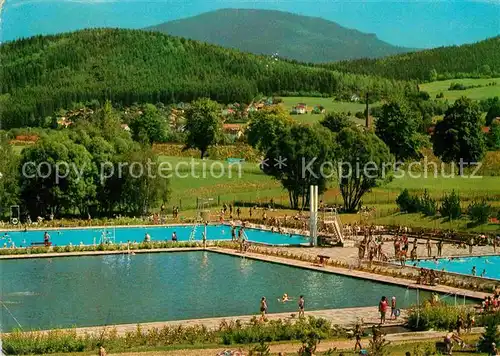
[467,200,492,224]
[439,190,461,220]
[436,92,445,99]
[407,304,467,331]
[420,189,437,216]
[396,189,420,213]
[478,313,500,353]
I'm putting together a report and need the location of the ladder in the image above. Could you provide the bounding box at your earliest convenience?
[323,208,344,244]
[189,224,198,241]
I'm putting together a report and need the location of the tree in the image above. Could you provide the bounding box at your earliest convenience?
[335,127,393,212]
[246,106,293,154]
[263,125,336,209]
[18,133,96,217]
[478,314,500,353]
[375,100,424,161]
[0,133,19,217]
[428,69,438,82]
[184,98,222,158]
[432,97,486,174]
[120,147,170,215]
[485,98,500,126]
[320,112,353,133]
[130,104,169,145]
[487,121,500,150]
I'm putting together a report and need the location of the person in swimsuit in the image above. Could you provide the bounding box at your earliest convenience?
[354,322,363,351]
[379,296,388,324]
[444,328,463,355]
[171,232,177,242]
[260,297,267,321]
[297,295,305,318]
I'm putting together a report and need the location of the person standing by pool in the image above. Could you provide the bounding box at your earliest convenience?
[171,232,177,242]
[426,238,432,257]
[469,236,474,254]
[298,295,305,318]
[236,207,241,219]
[472,266,477,276]
[378,296,388,324]
[43,231,50,246]
[144,232,151,242]
[390,296,397,319]
[260,297,268,321]
[437,239,443,256]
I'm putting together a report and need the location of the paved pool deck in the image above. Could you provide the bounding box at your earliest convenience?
[0,247,206,259]
[0,246,490,299]
[211,248,489,300]
[1,306,405,337]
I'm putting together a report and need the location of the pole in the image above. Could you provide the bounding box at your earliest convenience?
[416,288,420,329]
[310,185,314,246]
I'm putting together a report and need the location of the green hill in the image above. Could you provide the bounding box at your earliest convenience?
[146,8,412,63]
[0,28,415,129]
[324,36,500,81]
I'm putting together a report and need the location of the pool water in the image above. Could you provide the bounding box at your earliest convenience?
[0,225,310,247]
[415,255,500,280]
[1,251,444,331]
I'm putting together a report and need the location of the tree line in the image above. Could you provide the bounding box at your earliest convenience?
[0,102,169,219]
[0,28,416,129]
[323,36,500,81]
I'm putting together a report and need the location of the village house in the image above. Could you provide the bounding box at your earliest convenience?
[222,123,245,139]
[291,103,307,115]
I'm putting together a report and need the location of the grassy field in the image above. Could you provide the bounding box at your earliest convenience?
[420,77,500,101]
[279,96,372,125]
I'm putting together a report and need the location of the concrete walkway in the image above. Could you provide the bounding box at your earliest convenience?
[0,247,205,259]
[2,306,404,337]
[211,248,489,300]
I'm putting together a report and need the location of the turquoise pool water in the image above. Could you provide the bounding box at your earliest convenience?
[0,225,309,247]
[1,251,445,331]
[415,255,500,280]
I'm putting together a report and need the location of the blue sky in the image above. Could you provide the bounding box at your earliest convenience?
[1,0,499,47]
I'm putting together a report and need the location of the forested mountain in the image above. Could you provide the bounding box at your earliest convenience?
[146,9,412,63]
[0,28,415,129]
[325,36,500,81]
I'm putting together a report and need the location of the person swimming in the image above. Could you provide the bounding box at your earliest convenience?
[278,293,291,302]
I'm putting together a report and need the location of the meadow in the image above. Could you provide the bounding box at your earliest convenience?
[160,155,500,231]
[279,96,372,125]
[420,77,500,101]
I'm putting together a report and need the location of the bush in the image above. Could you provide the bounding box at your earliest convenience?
[396,189,421,213]
[436,92,445,99]
[420,189,437,216]
[439,190,461,220]
[467,200,492,224]
[478,314,500,353]
[407,304,467,331]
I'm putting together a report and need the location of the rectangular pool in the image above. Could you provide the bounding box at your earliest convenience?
[413,255,500,280]
[1,251,444,332]
[0,224,310,247]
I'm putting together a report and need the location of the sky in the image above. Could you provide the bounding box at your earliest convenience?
[1,0,499,48]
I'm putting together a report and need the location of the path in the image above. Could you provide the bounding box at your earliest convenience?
[3,306,404,338]
[212,248,489,300]
[107,328,485,356]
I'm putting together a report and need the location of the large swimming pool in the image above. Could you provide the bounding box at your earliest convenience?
[0,251,451,332]
[0,225,310,247]
[414,255,500,280]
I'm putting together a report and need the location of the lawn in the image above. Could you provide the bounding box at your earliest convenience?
[279,96,373,125]
[420,77,500,101]
[159,155,500,231]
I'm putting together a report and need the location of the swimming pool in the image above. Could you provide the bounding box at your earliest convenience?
[0,224,310,247]
[412,255,500,280]
[1,251,450,331]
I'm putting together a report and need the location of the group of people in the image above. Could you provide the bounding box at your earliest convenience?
[416,268,440,285]
[357,232,389,265]
[259,294,305,321]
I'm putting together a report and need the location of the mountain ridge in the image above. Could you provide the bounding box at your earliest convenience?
[146,8,414,63]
